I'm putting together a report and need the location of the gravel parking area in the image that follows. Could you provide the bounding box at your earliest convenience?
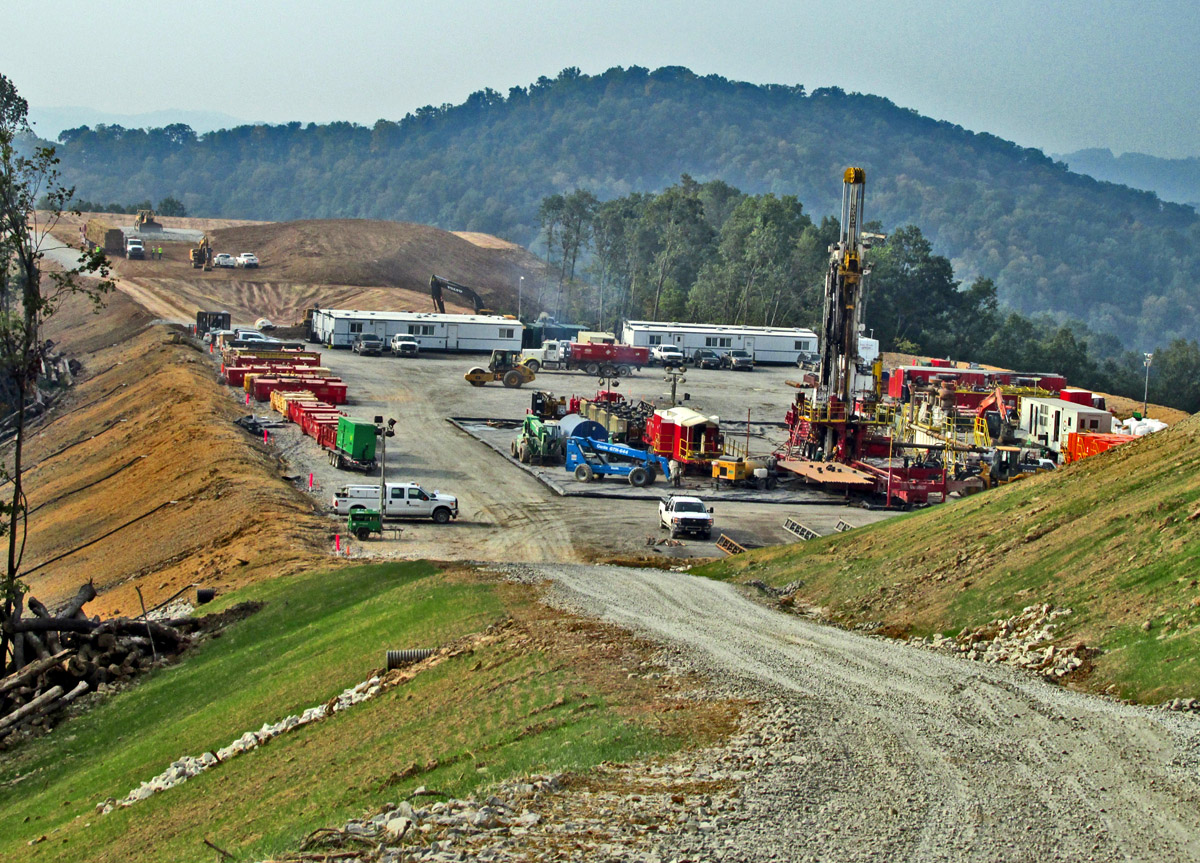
[254,347,897,562]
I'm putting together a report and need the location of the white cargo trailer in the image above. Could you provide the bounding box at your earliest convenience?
[311,309,523,352]
[620,320,819,365]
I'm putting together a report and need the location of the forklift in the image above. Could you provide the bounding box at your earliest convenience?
[464,350,537,388]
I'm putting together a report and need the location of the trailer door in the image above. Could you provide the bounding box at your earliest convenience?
[744,337,755,358]
[446,324,459,350]
[673,333,685,348]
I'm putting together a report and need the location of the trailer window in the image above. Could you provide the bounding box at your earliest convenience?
[794,340,813,350]
[500,328,515,339]
[648,335,662,345]
[705,337,732,348]
[349,322,363,334]
[407,325,434,336]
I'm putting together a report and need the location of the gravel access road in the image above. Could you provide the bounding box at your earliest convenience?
[499,562,1200,863]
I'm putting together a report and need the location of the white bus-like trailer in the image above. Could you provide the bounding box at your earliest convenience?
[311,309,523,352]
[620,320,820,365]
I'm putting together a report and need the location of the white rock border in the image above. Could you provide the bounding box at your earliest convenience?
[97,674,386,814]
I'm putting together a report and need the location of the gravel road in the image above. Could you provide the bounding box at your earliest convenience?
[490,562,1200,862]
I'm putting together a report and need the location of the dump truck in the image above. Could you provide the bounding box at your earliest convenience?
[84,219,125,253]
[520,340,648,377]
[511,415,564,465]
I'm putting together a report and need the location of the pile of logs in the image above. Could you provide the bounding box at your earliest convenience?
[1,582,191,742]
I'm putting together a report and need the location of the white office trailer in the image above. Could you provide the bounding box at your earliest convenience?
[1019,396,1114,453]
[310,309,523,352]
[620,320,820,364]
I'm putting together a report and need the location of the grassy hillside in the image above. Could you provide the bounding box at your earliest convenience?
[701,412,1200,703]
[0,562,734,862]
[43,66,1200,347]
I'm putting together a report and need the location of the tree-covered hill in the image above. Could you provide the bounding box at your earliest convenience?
[41,66,1200,348]
[1060,148,1200,210]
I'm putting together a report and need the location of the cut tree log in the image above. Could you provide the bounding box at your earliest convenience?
[57,582,97,619]
[0,650,71,696]
[12,617,186,646]
[26,597,62,653]
[0,685,64,733]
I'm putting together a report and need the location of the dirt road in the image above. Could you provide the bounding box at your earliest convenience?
[498,562,1200,862]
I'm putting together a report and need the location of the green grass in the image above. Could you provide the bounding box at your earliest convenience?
[0,562,699,862]
[699,414,1200,702]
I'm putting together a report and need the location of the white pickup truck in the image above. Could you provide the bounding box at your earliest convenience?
[659,495,714,538]
[332,482,458,523]
[650,344,685,366]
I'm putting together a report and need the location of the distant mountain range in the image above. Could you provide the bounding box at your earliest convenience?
[27,106,246,139]
[1058,149,1200,209]
[36,66,1200,349]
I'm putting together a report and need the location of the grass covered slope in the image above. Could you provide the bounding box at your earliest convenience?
[0,562,734,862]
[702,413,1200,703]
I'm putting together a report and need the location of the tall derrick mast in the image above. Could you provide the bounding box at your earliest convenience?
[819,167,866,407]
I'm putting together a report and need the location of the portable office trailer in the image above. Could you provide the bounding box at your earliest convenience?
[620,320,818,364]
[1019,397,1113,453]
[310,309,523,352]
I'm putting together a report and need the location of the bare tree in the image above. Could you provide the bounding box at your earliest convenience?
[0,74,111,673]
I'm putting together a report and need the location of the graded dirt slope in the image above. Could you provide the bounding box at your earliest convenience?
[207,219,546,311]
[709,411,1200,701]
[12,289,330,617]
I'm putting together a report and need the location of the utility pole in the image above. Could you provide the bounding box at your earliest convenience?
[375,416,396,515]
[1142,352,1154,417]
[664,367,686,407]
[518,276,524,320]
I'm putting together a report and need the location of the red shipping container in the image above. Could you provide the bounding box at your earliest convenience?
[1059,388,1094,406]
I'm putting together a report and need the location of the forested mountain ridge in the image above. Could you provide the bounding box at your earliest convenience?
[40,65,1200,348]
[1060,148,1200,209]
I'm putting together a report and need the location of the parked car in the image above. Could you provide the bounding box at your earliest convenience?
[213,253,237,268]
[331,482,458,523]
[390,334,420,357]
[352,334,385,356]
[204,328,235,345]
[659,495,714,539]
[692,348,722,369]
[650,344,686,366]
[230,329,280,345]
[236,252,259,268]
[721,349,755,371]
[796,350,819,371]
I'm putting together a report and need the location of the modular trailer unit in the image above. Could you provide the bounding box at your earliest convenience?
[619,320,821,365]
[311,309,523,352]
[1019,397,1114,453]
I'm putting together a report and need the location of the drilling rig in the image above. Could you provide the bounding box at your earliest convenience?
[817,167,870,457]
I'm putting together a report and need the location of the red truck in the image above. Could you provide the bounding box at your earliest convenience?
[520,339,649,376]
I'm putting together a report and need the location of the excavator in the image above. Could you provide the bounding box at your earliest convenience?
[975,386,1018,446]
[190,236,213,271]
[430,275,493,315]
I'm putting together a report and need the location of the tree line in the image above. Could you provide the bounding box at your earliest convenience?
[536,176,1200,414]
[27,65,1200,351]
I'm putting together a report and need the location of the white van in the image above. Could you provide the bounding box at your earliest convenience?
[331,482,458,523]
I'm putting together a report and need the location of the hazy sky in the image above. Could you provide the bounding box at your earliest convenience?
[6,0,1198,158]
